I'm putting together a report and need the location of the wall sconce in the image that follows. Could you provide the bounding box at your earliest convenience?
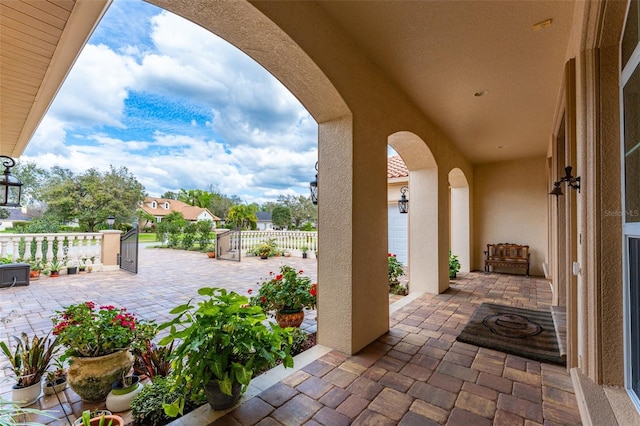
[309,162,318,205]
[550,166,581,197]
[0,156,23,207]
[398,186,409,214]
[107,215,116,229]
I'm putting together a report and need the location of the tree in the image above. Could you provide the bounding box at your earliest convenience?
[0,208,9,220]
[226,204,258,230]
[161,191,178,200]
[156,212,186,247]
[271,205,292,229]
[178,189,215,208]
[277,195,317,229]
[42,166,146,231]
[12,161,51,209]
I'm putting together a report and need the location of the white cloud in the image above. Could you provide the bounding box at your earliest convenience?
[23,0,318,204]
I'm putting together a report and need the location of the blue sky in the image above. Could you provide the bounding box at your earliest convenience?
[23,0,318,203]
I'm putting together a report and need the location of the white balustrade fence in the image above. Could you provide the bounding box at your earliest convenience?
[0,233,103,266]
[239,230,318,255]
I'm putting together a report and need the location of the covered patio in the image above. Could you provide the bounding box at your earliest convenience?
[2,245,579,424]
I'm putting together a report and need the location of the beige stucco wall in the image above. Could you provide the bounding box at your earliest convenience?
[473,157,548,276]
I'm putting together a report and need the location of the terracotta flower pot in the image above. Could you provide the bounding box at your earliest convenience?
[68,350,134,402]
[276,309,305,328]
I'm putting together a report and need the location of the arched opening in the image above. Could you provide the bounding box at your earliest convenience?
[449,168,470,273]
[388,131,440,294]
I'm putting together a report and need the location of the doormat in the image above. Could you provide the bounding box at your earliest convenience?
[456,303,565,365]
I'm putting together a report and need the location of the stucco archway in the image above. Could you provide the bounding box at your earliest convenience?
[449,168,470,273]
[388,131,440,294]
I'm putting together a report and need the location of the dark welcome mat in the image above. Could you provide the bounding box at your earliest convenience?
[457,303,565,365]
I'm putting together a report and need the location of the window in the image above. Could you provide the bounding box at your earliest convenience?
[623,0,640,407]
[164,202,170,209]
[151,201,157,209]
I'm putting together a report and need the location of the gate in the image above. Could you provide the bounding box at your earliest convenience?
[216,229,241,262]
[119,225,139,273]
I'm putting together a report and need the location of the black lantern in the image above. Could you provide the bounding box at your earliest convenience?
[398,186,409,214]
[0,156,23,207]
[309,162,318,205]
[550,165,581,197]
[107,215,116,229]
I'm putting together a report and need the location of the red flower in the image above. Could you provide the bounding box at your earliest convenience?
[85,301,95,309]
[275,274,283,281]
[388,253,392,257]
[310,283,318,298]
[261,296,266,303]
[100,305,115,311]
[248,289,253,294]
[298,270,304,274]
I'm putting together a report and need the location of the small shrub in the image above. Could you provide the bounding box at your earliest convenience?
[288,327,309,354]
[388,253,405,285]
[130,377,205,426]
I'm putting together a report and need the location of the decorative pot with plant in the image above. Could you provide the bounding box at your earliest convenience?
[256,243,273,259]
[0,332,58,407]
[158,287,294,416]
[250,265,317,328]
[47,258,65,277]
[28,258,43,279]
[449,250,461,279]
[106,372,143,413]
[204,244,216,258]
[43,357,67,396]
[77,409,124,426]
[301,246,309,259]
[51,301,156,402]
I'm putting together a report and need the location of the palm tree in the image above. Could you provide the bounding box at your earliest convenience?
[226,204,258,230]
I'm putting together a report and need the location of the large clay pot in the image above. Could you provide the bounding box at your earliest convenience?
[68,350,134,402]
[204,380,242,410]
[276,309,304,328]
[12,382,41,407]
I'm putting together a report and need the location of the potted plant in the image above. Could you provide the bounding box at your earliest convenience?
[0,332,58,407]
[47,258,64,277]
[250,265,317,328]
[204,244,216,258]
[28,258,43,279]
[301,246,309,259]
[256,243,273,259]
[51,302,156,402]
[158,287,294,415]
[133,339,173,382]
[77,409,124,426]
[43,357,67,395]
[449,250,461,279]
[78,257,88,272]
[67,260,78,275]
[106,372,143,413]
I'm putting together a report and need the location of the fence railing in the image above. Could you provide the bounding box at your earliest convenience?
[0,233,103,266]
[239,230,318,256]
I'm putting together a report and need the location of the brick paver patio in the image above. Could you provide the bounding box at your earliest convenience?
[1,246,581,425]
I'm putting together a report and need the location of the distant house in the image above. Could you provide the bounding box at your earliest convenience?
[387,156,408,265]
[256,211,274,231]
[0,207,32,231]
[140,197,221,228]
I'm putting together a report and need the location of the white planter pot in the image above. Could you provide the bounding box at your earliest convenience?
[12,382,41,407]
[106,382,143,412]
[43,377,67,395]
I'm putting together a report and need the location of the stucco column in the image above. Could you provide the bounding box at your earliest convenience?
[100,230,122,272]
[316,116,390,355]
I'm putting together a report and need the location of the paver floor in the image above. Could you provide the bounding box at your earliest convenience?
[1,247,582,425]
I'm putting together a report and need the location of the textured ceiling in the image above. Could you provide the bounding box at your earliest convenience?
[318,0,576,163]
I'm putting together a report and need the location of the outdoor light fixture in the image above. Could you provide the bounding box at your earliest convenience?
[550,165,581,197]
[107,215,116,229]
[309,162,318,205]
[0,156,23,207]
[398,186,409,214]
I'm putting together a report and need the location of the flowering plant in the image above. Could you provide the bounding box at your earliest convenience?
[52,302,155,358]
[251,265,317,313]
[388,253,405,284]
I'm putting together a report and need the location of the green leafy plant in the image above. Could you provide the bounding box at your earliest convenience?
[0,332,58,388]
[130,377,204,426]
[47,258,65,273]
[253,238,278,257]
[388,253,405,285]
[250,265,317,314]
[449,250,461,278]
[51,302,156,358]
[28,258,44,272]
[133,340,173,382]
[158,288,294,417]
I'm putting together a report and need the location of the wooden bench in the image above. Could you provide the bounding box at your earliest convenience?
[484,243,530,276]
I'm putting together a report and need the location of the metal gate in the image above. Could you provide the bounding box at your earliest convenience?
[216,229,241,262]
[119,225,139,273]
